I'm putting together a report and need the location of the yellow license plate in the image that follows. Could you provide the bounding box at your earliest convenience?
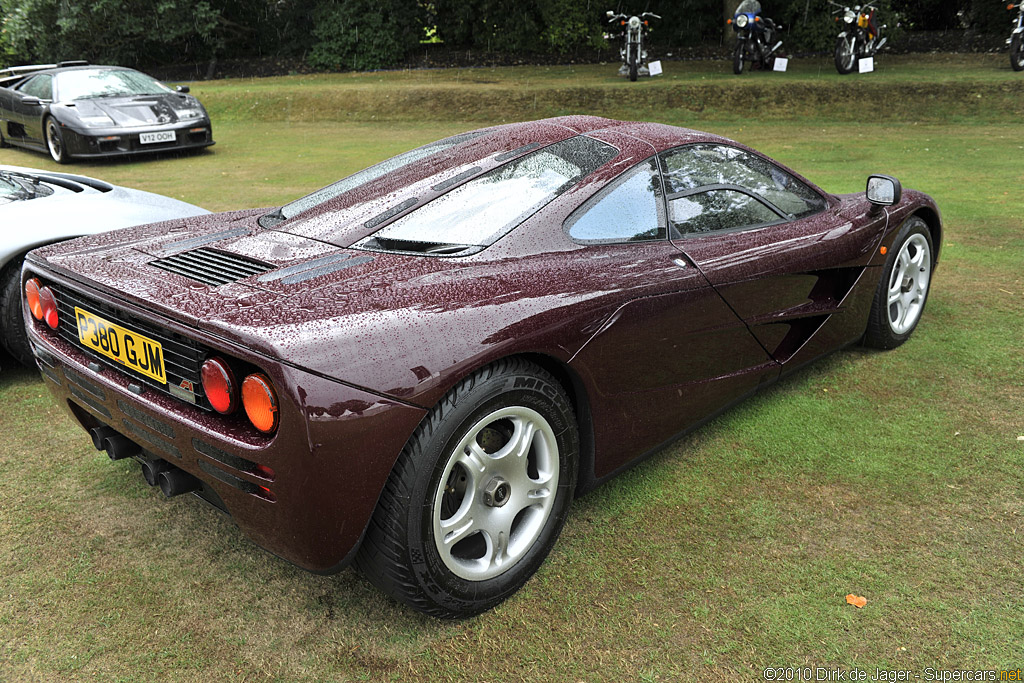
[74,307,166,384]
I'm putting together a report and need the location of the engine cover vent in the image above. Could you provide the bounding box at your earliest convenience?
[149,248,274,286]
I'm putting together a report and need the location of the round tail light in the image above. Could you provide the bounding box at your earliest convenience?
[38,286,59,329]
[25,278,42,320]
[200,357,237,414]
[242,373,279,434]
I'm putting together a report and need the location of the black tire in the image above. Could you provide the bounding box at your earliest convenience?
[356,358,579,618]
[0,256,35,366]
[835,36,856,74]
[0,123,9,148]
[628,51,638,81]
[733,41,745,75]
[45,117,69,164]
[1011,34,1024,72]
[863,217,935,350]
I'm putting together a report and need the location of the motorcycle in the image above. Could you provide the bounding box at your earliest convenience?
[1008,2,1024,72]
[831,1,887,74]
[605,9,661,81]
[728,0,782,75]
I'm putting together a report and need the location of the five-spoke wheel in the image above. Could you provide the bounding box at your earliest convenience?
[864,216,935,349]
[357,359,578,618]
[433,406,559,582]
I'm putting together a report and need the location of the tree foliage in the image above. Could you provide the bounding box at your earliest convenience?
[308,0,422,71]
[0,0,1014,72]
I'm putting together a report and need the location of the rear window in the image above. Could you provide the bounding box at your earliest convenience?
[259,131,484,228]
[358,136,617,254]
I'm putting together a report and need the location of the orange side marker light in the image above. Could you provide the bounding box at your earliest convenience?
[880,246,888,255]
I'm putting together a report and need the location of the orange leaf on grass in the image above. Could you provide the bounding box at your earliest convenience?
[846,594,867,608]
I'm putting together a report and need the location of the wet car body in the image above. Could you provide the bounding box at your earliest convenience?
[0,62,214,162]
[22,116,941,615]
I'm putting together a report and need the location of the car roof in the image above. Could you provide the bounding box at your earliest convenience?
[272,117,732,249]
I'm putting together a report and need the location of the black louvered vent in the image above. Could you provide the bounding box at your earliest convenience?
[149,248,274,286]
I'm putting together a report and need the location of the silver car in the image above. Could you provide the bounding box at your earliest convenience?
[1,165,207,366]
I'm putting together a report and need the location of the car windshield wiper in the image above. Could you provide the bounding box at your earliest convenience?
[258,208,286,229]
[0,172,40,200]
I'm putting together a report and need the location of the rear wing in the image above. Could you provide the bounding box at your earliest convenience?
[0,61,89,87]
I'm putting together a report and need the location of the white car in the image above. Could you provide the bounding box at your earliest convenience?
[1,165,208,366]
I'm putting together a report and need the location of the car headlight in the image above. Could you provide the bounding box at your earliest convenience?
[844,10,855,23]
[80,115,114,127]
[735,14,749,28]
[175,108,204,120]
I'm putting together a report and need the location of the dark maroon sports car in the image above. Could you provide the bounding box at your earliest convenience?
[22,116,940,617]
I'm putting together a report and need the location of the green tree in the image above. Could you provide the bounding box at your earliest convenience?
[308,0,422,71]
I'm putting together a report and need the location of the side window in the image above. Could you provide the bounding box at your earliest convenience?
[670,189,781,236]
[567,159,665,243]
[661,144,825,219]
[18,75,53,100]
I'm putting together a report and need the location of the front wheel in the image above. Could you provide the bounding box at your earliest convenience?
[733,41,745,74]
[1011,34,1024,72]
[356,359,579,618]
[863,217,934,349]
[45,117,69,164]
[628,47,638,81]
[835,36,856,74]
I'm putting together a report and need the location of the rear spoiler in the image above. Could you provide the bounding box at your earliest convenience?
[0,60,89,84]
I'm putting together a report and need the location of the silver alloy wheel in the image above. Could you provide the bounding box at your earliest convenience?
[887,232,931,335]
[46,120,63,161]
[432,405,559,581]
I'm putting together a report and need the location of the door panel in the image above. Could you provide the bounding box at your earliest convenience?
[568,243,775,478]
[673,205,888,368]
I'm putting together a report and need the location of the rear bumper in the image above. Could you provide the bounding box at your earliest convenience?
[24,265,426,573]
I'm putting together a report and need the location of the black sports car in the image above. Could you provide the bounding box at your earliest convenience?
[0,61,214,163]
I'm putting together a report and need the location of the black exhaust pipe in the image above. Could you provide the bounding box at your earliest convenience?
[139,456,170,487]
[89,426,117,451]
[157,468,201,498]
[101,434,141,461]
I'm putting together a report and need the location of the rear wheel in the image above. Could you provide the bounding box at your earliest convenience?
[45,117,69,164]
[863,217,934,349]
[733,42,745,74]
[0,256,35,366]
[835,36,856,74]
[1011,34,1024,72]
[356,359,579,618]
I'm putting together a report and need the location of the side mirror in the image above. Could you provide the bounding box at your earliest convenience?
[866,174,902,206]
[606,10,614,17]
[175,85,190,94]
[21,96,41,106]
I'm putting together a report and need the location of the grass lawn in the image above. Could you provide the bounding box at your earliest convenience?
[0,59,1022,681]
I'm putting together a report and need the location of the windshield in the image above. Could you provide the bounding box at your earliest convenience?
[258,131,484,229]
[55,69,171,101]
[359,135,617,252]
[0,172,53,205]
[736,0,762,14]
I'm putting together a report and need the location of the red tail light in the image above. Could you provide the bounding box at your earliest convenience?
[201,357,237,414]
[242,373,279,434]
[25,278,42,320]
[38,286,58,329]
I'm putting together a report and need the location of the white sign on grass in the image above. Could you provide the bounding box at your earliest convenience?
[858,57,874,73]
[773,57,788,72]
[648,60,663,76]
